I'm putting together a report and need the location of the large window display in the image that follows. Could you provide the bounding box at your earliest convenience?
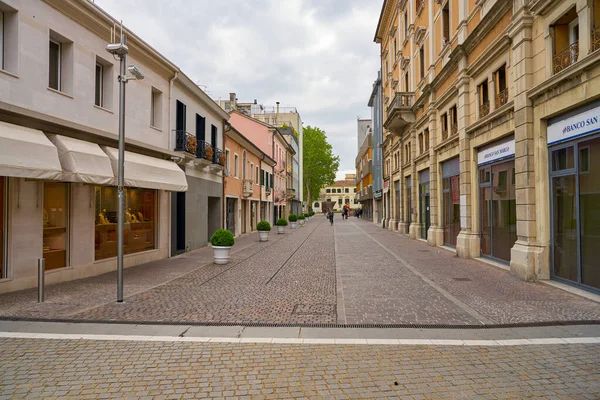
[442,158,460,247]
[419,170,430,240]
[95,187,156,260]
[43,182,69,270]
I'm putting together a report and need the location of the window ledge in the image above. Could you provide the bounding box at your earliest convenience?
[47,87,74,99]
[94,104,113,114]
[150,125,162,132]
[414,151,430,163]
[0,69,19,79]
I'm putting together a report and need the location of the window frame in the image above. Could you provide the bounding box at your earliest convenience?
[234,154,239,178]
[95,62,104,107]
[49,39,62,91]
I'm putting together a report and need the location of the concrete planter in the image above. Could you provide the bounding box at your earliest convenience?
[277,226,285,234]
[290,222,297,229]
[212,246,232,265]
[258,231,269,242]
[299,219,305,226]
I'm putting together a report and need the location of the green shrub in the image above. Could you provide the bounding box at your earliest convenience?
[288,214,298,222]
[210,229,235,247]
[276,218,288,226]
[257,220,271,231]
[298,214,305,220]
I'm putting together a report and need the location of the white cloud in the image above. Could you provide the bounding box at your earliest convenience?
[95,0,381,173]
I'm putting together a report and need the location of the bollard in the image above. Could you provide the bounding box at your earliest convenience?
[37,258,45,303]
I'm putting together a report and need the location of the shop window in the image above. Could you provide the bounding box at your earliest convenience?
[441,113,448,140]
[494,65,508,108]
[552,7,579,74]
[43,183,69,271]
[0,5,18,74]
[552,146,575,171]
[95,187,156,260]
[579,146,590,173]
[478,80,489,117]
[48,30,74,95]
[151,87,163,128]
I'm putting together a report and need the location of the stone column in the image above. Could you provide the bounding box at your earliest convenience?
[577,0,591,58]
[409,129,420,239]
[455,56,480,258]
[427,105,443,246]
[509,8,545,281]
[388,146,397,231]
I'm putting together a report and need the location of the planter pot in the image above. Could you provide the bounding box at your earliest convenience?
[299,220,305,226]
[212,246,232,265]
[258,231,269,242]
[291,222,297,229]
[277,226,285,234]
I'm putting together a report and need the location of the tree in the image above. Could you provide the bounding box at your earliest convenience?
[302,126,340,207]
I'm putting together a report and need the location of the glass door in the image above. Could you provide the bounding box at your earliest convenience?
[491,160,517,262]
[479,168,492,257]
[552,174,578,282]
[43,182,68,270]
[420,182,430,239]
[443,175,460,246]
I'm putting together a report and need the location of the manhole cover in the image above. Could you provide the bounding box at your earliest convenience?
[452,277,471,281]
[293,304,336,315]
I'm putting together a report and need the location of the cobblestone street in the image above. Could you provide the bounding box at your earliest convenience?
[1,218,600,325]
[0,337,599,399]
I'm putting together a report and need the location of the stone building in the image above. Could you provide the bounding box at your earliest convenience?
[356,131,374,220]
[316,175,359,212]
[375,0,600,292]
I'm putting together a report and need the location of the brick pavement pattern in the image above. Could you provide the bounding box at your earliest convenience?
[1,217,600,325]
[1,338,599,399]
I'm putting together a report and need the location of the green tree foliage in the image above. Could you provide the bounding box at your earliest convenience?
[302,126,340,205]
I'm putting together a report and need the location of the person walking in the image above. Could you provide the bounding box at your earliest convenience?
[328,210,334,225]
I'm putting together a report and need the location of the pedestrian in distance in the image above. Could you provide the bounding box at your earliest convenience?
[328,210,334,225]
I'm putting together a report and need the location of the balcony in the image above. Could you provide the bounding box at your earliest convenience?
[196,140,213,162]
[242,179,253,197]
[553,41,579,74]
[213,148,226,166]
[286,188,296,199]
[384,92,416,133]
[495,88,508,108]
[479,102,490,118]
[174,130,197,156]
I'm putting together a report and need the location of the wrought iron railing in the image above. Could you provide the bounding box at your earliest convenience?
[441,129,448,141]
[213,148,225,166]
[593,27,600,52]
[553,41,579,74]
[495,88,508,108]
[479,102,490,118]
[174,130,197,155]
[196,140,213,161]
[450,123,457,136]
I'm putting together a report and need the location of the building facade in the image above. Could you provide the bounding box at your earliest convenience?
[170,74,228,254]
[223,125,275,236]
[375,0,600,292]
[369,71,385,225]
[0,0,195,293]
[316,175,359,212]
[356,132,374,220]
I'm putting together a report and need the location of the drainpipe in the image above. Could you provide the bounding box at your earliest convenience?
[167,70,178,257]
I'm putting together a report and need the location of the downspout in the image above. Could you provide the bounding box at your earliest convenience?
[167,70,178,258]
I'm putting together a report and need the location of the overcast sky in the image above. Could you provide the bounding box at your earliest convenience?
[96,0,381,180]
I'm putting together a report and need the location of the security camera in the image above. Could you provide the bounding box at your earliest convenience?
[127,65,145,80]
[106,43,129,56]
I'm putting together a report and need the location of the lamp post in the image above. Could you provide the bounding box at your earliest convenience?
[106,26,144,302]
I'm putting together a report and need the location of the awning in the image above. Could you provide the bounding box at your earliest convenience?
[0,121,62,180]
[48,134,115,185]
[102,146,188,192]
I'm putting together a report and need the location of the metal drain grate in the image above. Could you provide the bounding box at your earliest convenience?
[452,277,471,281]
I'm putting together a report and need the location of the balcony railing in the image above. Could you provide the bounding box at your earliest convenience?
[450,123,458,136]
[593,27,600,52]
[174,130,197,155]
[196,140,213,162]
[553,41,579,74]
[479,102,490,118]
[441,129,448,141]
[214,148,225,166]
[495,88,508,108]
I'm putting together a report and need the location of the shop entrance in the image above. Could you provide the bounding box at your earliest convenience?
[550,135,600,291]
[479,159,517,262]
[405,177,412,229]
[442,157,460,247]
[419,170,430,240]
[226,198,236,234]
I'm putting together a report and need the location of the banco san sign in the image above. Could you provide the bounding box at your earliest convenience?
[548,105,600,145]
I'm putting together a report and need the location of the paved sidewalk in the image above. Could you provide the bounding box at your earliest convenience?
[0,336,598,399]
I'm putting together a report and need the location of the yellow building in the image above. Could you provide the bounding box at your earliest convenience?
[316,174,358,212]
[375,0,600,292]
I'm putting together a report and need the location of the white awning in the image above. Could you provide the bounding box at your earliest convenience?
[47,134,115,185]
[0,121,62,180]
[102,146,188,192]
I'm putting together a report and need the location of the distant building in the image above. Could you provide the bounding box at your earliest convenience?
[316,174,358,212]
[356,131,373,221]
[357,119,372,151]
[369,71,384,225]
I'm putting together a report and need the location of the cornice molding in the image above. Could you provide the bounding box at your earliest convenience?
[462,0,513,55]
[375,0,395,43]
[528,0,560,16]
[466,35,511,78]
[466,101,514,137]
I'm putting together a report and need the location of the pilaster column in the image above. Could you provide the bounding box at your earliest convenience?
[409,129,420,239]
[508,8,545,281]
[577,0,591,58]
[455,56,480,258]
[427,105,443,246]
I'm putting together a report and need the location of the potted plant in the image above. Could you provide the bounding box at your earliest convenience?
[205,145,214,162]
[210,229,234,265]
[289,213,298,229]
[275,218,288,234]
[257,220,271,242]
[298,214,306,226]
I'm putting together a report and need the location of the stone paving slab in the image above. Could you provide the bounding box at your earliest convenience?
[0,337,598,399]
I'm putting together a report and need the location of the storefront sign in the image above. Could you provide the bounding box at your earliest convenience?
[477,138,515,165]
[383,180,390,193]
[374,190,383,199]
[548,104,600,145]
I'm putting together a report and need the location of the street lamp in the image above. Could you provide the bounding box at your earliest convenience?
[106,26,145,303]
